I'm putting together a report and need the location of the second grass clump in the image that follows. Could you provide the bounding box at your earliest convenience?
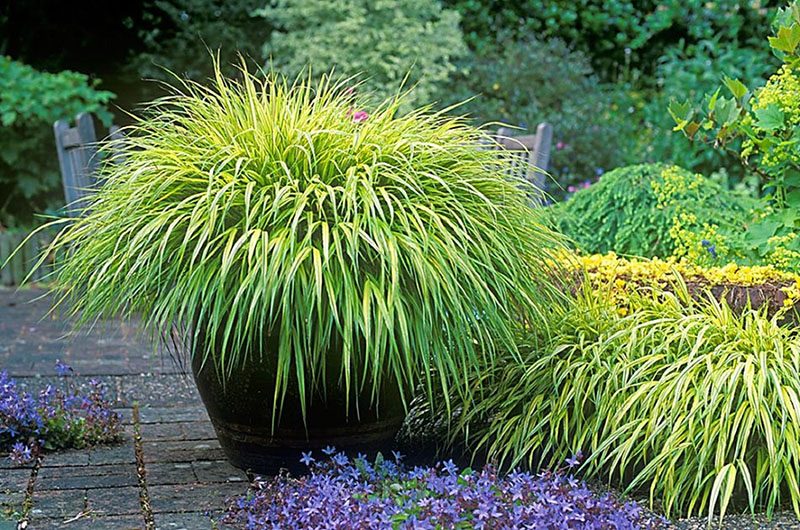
[457,282,800,522]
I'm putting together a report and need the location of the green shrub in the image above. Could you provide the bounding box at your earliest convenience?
[443,35,635,195]
[0,57,115,226]
[256,0,467,108]
[37,62,567,419]
[457,284,800,520]
[554,163,755,263]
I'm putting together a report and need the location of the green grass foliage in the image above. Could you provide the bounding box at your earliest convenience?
[33,61,566,421]
[458,283,800,521]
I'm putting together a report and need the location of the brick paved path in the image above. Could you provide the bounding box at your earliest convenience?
[0,288,247,529]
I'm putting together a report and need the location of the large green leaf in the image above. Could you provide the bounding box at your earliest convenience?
[754,103,786,131]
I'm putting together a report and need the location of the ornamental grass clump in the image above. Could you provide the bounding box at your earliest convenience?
[223,450,666,529]
[458,282,800,522]
[35,62,566,419]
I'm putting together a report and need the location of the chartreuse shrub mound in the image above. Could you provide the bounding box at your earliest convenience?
[458,284,800,521]
[555,163,754,264]
[36,63,567,419]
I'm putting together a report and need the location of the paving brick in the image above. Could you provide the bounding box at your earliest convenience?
[137,406,209,425]
[37,465,137,491]
[148,483,244,514]
[0,468,32,492]
[0,492,24,511]
[139,423,185,442]
[153,511,216,529]
[116,374,200,407]
[86,444,136,466]
[29,514,144,529]
[143,463,196,486]
[180,422,216,441]
[191,461,246,484]
[142,440,223,464]
[0,459,35,471]
[116,408,134,425]
[86,486,142,516]
[30,489,87,519]
[40,450,89,467]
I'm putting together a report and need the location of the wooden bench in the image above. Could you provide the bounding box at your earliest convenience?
[53,112,123,217]
[492,122,553,204]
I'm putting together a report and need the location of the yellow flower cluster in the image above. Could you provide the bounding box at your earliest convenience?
[650,166,702,208]
[766,233,800,271]
[568,252,800,310]
[668,212,730,265]
[747,65,800,169]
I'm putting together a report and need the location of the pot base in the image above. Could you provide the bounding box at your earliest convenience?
[210,414,404,475]
[190,332,407,475]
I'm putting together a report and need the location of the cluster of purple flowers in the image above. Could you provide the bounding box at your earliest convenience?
[566,170,605,195]
[224,449,668,529]
[1,361,121,464]
[567,180,593,194]
[700,239,718,259]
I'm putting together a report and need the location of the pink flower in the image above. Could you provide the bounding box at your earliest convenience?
[556,142,564,149]
[351,110,369,123]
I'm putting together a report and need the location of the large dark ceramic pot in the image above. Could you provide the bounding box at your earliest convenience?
[191,331,406,475]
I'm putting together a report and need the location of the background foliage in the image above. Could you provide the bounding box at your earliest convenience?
[443,35,633,194]
[258,0,467,108]
[444,0,778,78]
[130,0,264,85]
[0,57,115,227]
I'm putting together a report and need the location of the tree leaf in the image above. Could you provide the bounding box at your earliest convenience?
[769,24,800,54]
[669,99,694,131]
[723,77,747,100]
[712,97,739,127]
[754,103,785,131]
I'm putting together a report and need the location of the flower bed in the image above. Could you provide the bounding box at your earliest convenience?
[223,450,667,529]
[1,362,121,464]
[572,252,800,316]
